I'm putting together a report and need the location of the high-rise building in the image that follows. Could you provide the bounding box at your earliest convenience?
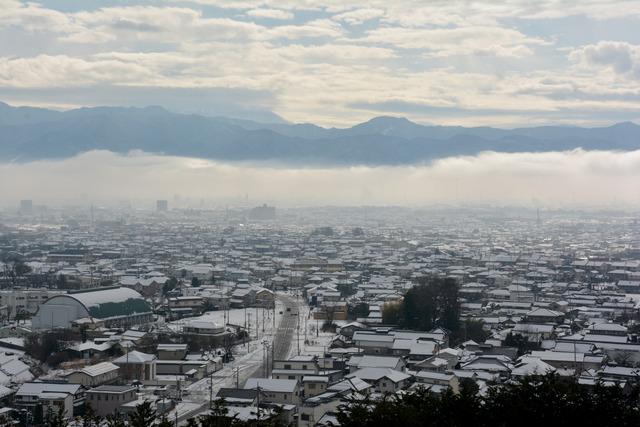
[248,204,276,220]
[19,199,33,214]
[156,200,169,212]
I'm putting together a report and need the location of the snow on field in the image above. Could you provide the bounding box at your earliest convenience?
[288,295,336,358]
[167,306,279,336]
[184,300,286,401]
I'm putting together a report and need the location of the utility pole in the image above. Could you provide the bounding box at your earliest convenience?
[297,311,301,355]
[256,384,261,422]
[209,371,214,409]
[248,312,253,352]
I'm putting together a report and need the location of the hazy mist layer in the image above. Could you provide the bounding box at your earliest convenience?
[1,149,639,208]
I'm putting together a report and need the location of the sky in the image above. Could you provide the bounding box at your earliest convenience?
[1,0,640,127]
[1,1,639,209]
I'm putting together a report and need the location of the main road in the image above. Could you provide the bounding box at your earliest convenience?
[177,293,301,424]
[251,292,299,377]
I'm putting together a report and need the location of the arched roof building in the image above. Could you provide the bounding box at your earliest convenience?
[32,287,152,330]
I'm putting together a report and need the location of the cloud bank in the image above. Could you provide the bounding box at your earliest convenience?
[1,1,640,127]
[1,150,638,208]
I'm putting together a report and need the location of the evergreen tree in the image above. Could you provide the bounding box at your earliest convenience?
[82,403,102,427]
[336,374,640,427]
[105,413,126,427]
[382,276,460,333]
[128,401,157,427]
[45,404,67,427]
[157,416,174,427]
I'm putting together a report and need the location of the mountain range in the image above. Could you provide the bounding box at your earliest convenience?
[1,102,639,165]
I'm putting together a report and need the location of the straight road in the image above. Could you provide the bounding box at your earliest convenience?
[181,293,300,424]
[250,292,298,378]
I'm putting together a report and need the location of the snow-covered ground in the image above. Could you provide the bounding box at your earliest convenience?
[183,299,286,400]
[164,292,340,424]
[167,306,279,338]
[287,293,337,358]
[162,401,203,425]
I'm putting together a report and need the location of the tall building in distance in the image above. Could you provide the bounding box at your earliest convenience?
[248,204,276,220]
[19,199,33,214]
[156,200,169,212]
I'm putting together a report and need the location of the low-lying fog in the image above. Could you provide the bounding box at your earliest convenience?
[1,149,639,208]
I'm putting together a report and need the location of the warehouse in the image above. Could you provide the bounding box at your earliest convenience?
[31,287,152,330]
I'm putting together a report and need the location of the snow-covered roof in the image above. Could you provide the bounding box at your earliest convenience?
[512,359,556,377]
[62,287,152,319]
[349,367,410,383]
[113,350,156,364]
[17,382,82,397]
[244,378,297,393]
[77,362,119,377]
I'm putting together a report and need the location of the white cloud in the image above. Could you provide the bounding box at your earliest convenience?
[0,55,155,88]
[333,8,385,25]
[0,1,638,126]
[361,26,548,58]
[1,150,638,207]
[570,41,640,77]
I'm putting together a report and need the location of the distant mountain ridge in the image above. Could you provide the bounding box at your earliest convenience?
[0,102,638,165]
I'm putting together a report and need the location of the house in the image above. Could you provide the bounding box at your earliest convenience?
[157,344,188,360]
[588,323,628,337]
[0,357,33,385]
[181,318,226,336]
[167,296,204,317]
[351,355,405,371]
[508,285,534,303]
[156,359,218,380]
[298,392,342,427]
[120,276,166,297]
[216,388,258,406]
[113,351,157,382]
[69,340,114,359]
[302,376,330,397]
[273,355,319,372]
[348,368,411,393]
[524,308,564,324]
[64,362,119,387]
[512,323,555,341]
[255,289,275,308]
[511,359,556,377]
[413,371,460,393]
[325,376,369,393]
[415,348,460,372]
[244,378,300,405]
[15,383,85,419]
[338,322,368,338]
[460,355,514,375]
[230,288,256,308]
[527,351,604,371]
[313,302,348,321]
[352,332,394,355]
[85,385,137,417]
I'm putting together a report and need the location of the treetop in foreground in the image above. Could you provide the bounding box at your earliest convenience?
[335,374,640,427]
